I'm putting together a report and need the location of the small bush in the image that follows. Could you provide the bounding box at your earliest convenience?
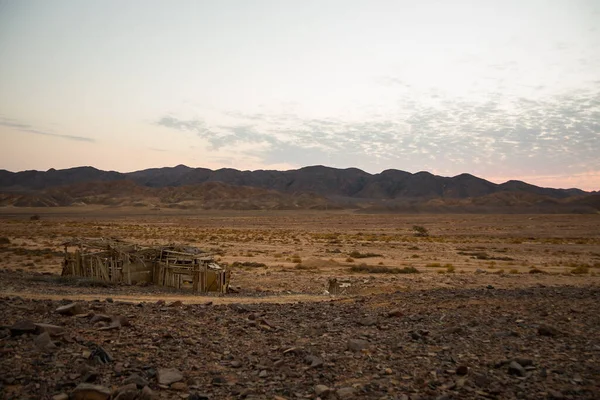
[291,256,302,264]
[412,225,429,237]
[425,262,442,268]
[295,264,317,270]
[231,261,267,268]
[30,214,41,221]
[345,257,355,262]
[509,269,519,274]
[348,251,382,259]
[0,237,10,245]
[350,263,419,274]
[571,265,590,275]
[446,265,456,273]
[529,267,546,274]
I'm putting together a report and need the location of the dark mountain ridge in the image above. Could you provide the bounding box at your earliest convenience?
[0,165,590,201]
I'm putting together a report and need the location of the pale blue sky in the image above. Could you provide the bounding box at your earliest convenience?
[1,0,599,189]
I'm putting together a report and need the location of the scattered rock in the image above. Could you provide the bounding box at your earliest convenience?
[34,331,57,352]
[56,303,84,316]
[357,316,377,326]
[508,361,526,377]
[124,373,149,388]
[347,339,368,352]
[456,365,469,376]
[157,368,183,385]
[305,355,324,368]
[70,383,111,400]
[315,384,331,396]
[538,324,560,337]
[9,319,36,336]
[171,382,187,391]
[34,323,64,337]
[336,387,356,399]
[139,386,155,400]
[387,309,403,317]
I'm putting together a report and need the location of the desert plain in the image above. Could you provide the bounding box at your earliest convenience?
[0,208,599,399]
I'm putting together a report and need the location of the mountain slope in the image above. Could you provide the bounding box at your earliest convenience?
[1,165,596,212]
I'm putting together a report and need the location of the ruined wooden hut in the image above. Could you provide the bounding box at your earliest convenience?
[61,238,229,293]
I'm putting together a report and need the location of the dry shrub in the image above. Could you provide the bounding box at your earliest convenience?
[571,265,590,275]
[350,263,418,274]
[348,251,383,258]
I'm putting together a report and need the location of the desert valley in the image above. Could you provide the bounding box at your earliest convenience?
[0,166,599,399]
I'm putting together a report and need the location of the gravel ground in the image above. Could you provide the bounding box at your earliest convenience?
[1,284,599,400]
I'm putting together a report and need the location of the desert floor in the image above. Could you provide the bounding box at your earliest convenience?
[0,208,599,399]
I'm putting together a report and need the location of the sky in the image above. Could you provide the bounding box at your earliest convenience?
[0,0,599,190]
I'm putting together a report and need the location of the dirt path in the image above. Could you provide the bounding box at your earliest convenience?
[0,290,329,305]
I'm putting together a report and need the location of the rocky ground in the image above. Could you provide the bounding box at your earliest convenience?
[1,283,599,400]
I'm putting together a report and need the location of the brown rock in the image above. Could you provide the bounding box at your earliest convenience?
[90,314,113,324]
[34,331,57,352]
[157,368,183,385]
[10,319,36,336]
[538,324,560,337]
[387,309,403,317]
[336,387,356,399]
[56,303,84,316]
[113,383,138,400]
[34,323,64,337]
[456,365,469,376]
[139,386,155,400]
[170,382,187,391]
[71,383,111,400]
[347,339,368,352]
[315,384,331,396]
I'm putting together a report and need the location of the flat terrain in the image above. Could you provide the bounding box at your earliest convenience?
[0,208,599,399]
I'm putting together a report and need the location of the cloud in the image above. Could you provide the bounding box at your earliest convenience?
[155,83,600,188]
[0,117,95,142]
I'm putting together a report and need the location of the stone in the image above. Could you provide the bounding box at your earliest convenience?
[168,300,183,307]
[124,374,149,388]
[56,303,84,316]
[188,393,210,400]
[34,323,64,337]
[258,369,268,378]
[456,365,469,376]
[34,331,57,352]
[171,382,188,391]
[538,324,560,337]
[9,319,36,336]
[347,339,369,352]
[508,361,526,377]
[230,360,242,368]
[70,383,111,400]
[305,355,323,368]
[157,368,183,385]
[547,389,564,399]
[90,314,113,324]
[358,316,377,326]
[315,384,331,396]
[336,387,356,399]
[139,386,155,400]
[52,394,69,400]
[114,383,138,400]
[387,309,403,317]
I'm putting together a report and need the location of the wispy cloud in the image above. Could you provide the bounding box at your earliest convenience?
[155,83,600,188]
[0,117,95,142]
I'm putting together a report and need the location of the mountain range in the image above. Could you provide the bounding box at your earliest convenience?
[0,165,598,213]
